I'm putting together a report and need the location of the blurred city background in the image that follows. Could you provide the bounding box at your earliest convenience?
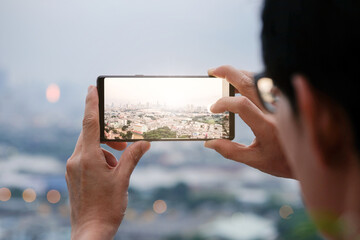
[0,0,322,239]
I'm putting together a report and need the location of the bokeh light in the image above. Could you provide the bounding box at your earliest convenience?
[153,199,167,214]
[47,190,61,204]
[0,188,11,202]
[279,205,294,219]
[46,84,60,103]
[22,188,37,203]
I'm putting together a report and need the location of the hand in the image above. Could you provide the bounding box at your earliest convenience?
[205,65,293,179]
[65,86,151,240]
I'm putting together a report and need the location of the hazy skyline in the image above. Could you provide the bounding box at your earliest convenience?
[0,0,263,137]
[0,0,263,129]
[105,77,227,108]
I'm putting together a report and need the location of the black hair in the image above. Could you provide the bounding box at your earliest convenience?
[261,0,360,150]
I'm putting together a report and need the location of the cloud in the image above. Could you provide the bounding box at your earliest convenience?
[0,154,65,192]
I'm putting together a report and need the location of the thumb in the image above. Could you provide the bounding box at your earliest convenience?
[82,85,100,150]
[117,141,151,178]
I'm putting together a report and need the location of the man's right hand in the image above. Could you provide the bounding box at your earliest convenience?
[205,65,293,179]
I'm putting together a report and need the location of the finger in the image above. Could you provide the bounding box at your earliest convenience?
[204,139,255,165]
[117,141,151,178]
[211,96,268,137]
[208,65,264,111]
[102,148,118,167]
[72,131,84,156]
[82,85,100,150]
[105,142,128,151]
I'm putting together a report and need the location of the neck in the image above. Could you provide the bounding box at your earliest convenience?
[324,155,360,240]
[311,154,360,240]
[341,157,360,239]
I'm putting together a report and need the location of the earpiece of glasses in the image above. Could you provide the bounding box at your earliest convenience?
[254,73,280,113]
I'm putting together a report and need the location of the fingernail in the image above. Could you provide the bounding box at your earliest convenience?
[208,68,216,76]
[204,140,214,149]
[88,85,94,93]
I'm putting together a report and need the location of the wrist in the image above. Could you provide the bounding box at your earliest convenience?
[71,220,119,240]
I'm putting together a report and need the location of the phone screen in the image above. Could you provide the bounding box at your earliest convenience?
[97,76,234,141]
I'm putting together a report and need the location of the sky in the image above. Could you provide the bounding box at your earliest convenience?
[0,0,264,139]
[105,77,227,107]
[0,0,264,87]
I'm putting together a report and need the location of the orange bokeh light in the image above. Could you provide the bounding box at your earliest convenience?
[47,190,61,204]
[153,199,167,214]
[23,188,37,203]
[0,187,11,202]
[46,84,60,103]
[279,205,294,219]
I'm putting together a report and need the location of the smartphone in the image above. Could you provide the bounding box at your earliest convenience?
[97,75,235,142]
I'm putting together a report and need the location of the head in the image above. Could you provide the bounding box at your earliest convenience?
[261,0,360,236]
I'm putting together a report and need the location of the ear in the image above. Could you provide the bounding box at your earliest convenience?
[292,75,351,168]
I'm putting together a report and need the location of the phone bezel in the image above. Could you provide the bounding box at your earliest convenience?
[97,75,235,142]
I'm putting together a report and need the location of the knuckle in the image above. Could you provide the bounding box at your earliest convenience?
[215,65,233,77]
[128,146,141,162]
[82,112,97,128]
[79,154,92,170]
[237,95,249,104]
[222,65,235,76]
[66,158,75,173]
[242,80,255,93]
[231,71,255,94]
[221,64,233,71]
[80,160,91,171]
[240,71,254,86]
[237,96,251,109]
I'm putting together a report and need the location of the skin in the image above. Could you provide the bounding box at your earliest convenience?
[206,66,360,239]
[275,75,360,239]
[67,66,360,239]
[205,66,293,179]
[66,86,150,240]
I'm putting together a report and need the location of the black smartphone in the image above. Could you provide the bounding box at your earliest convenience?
[97,75,235,142]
